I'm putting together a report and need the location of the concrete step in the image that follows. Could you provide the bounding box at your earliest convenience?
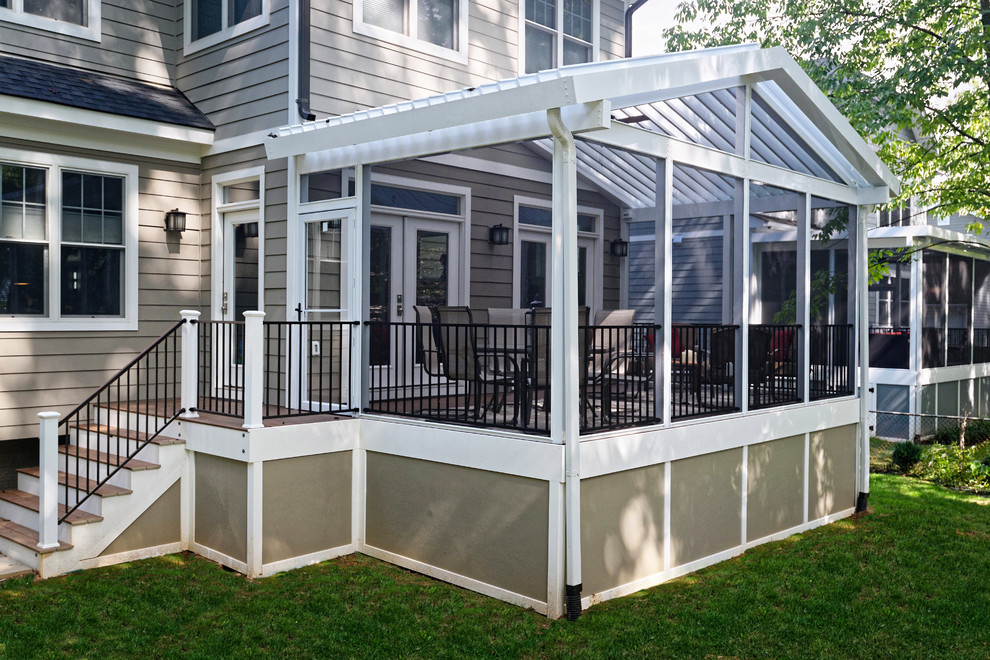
[0,553,33,581]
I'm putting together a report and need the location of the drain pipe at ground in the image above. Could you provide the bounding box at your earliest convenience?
[547,107,583,621]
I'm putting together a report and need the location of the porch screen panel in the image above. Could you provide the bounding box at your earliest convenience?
[671,216,722,324]
[627,221,655,324]
[923,251,946,368]
[974,259,990,363]
[947,254,972,366]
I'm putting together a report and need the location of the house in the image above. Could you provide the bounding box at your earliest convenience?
[0,2,895,618]
[867,203,990,440]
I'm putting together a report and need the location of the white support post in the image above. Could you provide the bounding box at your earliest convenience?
[856,205,870,511]
[37,411,60,550]
[797,194,810,402]
[243,311,266,429]
[180,310,201,418]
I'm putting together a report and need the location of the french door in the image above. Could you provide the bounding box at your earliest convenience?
[369,213,462,385]
[517,230,597,312]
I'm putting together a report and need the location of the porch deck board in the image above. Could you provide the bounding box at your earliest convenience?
[108,399,349,431]
[0,518,72,554]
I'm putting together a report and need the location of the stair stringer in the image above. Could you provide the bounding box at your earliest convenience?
[38,445,186,578]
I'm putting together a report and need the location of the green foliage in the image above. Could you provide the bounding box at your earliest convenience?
[662,0,990,226]
[928,419,990,446]
[891,441,923,471]
[773,269,845,323]
[915,443,990,491]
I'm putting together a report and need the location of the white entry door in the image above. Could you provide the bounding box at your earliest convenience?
[369,214,462,383]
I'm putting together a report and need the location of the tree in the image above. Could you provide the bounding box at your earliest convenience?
[662,0,990,232]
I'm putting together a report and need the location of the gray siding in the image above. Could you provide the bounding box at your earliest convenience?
[0,139,203,442]
[308,0,626,116]
[175,0,290,139]
[0,0,177,85]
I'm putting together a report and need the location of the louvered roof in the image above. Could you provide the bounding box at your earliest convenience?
[267,45,897,198]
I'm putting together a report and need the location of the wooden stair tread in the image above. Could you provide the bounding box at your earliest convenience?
[58,445,159,470]
[0,518,72,554]
[0,490,103,525]
[70,423,183,446]
[17,467,132,497]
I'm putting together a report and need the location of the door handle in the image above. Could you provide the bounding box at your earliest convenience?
[222,292,229,315]
[396,293,403,317]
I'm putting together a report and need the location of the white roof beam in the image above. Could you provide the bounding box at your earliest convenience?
[585,121,889,206]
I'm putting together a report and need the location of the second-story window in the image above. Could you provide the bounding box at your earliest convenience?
[0,0,100,40]
[523,0,596,73]
[354,0,468,62]
[185,0,268,54]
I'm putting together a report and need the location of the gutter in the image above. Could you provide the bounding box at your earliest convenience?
[547,107,583,621]
[296,0,316,121]
[624,0,651,58]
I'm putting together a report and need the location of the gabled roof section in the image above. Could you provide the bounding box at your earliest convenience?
[0,55,214,131]
[267,45,897,193]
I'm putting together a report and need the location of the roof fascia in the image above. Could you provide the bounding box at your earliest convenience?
[1,94,213,146]
[295,101,611,173]
[584,121,884,207]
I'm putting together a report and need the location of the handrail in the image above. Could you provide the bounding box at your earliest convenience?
[57,319,186,524]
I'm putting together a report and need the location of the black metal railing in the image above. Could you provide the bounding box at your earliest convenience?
[749,324,801,410]
[947,327,972,366]
[869,326,910,369]
[58,319,185,523]
[197,320,245,418]
[810,324,854,400]
[975,328,990,363]
[365,319,661,435]
[263,320,360,417]
[670,324,739,420]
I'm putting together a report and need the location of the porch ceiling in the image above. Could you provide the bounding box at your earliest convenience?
[266,45,897,194]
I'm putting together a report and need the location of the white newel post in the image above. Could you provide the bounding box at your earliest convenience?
[243,311,266,429]
[180,310,201,418]
[37,411,60,550]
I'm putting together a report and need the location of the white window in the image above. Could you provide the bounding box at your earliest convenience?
[0,149,138,331]
[184,0,269,55]
[0,0,101,41]
[522,0,597,74]
[354,0,468,63]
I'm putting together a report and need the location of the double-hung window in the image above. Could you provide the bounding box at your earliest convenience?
[0,0,101,40]
[0,149,137,331]
[185,0,269,54]
[523,0,596,73]
[355,0,468,62]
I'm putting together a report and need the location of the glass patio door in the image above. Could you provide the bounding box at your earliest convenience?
[213,208,260,398]
[517,230,596,311]
[369,214,462,386]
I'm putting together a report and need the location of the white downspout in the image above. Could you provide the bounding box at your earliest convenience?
[857,203,870,511]
[547,107,583,620]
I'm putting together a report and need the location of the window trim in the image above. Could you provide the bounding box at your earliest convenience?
[0,0,101,41]
[353,0,469,65]
[518,0,599,75]
[210,167,266,323]
[183,0,270,56]
[0,148,138,331]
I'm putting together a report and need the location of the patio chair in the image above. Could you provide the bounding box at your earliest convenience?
[697,326,737,410]
[433,305,521,422]
[585,310,644,423]
[412,304,444,379]
[522,306,589,428]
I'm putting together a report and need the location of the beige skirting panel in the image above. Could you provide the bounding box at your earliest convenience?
[581,424,858,596]
[365,452,550,603]
[195,453,248,563]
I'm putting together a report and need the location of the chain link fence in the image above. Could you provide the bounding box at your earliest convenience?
[869,410,990,444]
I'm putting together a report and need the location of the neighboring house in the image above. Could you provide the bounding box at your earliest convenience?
[0,3,896,619]
[867,204,990,439]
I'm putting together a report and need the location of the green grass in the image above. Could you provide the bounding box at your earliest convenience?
[3,474,990,659]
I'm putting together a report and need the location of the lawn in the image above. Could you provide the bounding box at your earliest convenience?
[2,473,989,659]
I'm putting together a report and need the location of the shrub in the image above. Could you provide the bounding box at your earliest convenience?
[916,444,990,492]
[891,441,923,471]
[928,419,990,447]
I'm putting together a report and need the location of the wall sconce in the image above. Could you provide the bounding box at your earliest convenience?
[164,209,186,233]
[489,224,511,246]
[610,238,629,257]
[243,222,259,238]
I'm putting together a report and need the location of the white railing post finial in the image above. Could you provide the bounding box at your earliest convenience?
[180,310,201,418]
[37,411,60,550]
[243,311,266,429]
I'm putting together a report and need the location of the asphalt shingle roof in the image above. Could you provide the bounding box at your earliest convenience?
[0,55,214,131]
